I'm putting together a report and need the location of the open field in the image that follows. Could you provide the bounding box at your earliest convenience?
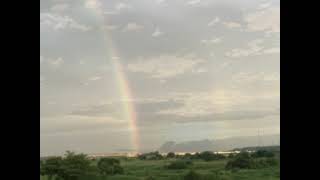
[40,156,280,180]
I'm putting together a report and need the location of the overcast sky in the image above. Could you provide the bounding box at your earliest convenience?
[40,0,280,156]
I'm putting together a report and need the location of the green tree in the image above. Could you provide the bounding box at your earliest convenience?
[252,150,275,158]
[184,170,201,180]
[144,176,156,180]
[167,160,193,169]
[41,156,63,180]
[225,153,254,170]
[97,158,124,176]
[183,153,192,159]
[59,151,91,180]
[138,151,163,160]
[199,151,216,161]
[167,152,175,158]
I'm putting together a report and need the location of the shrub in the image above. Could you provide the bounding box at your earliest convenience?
[226,154,279,170]
[251,150,275,158]
[97,158,124,176]
[138,151,163,160]
[225,155,254,170]
[265,158,278,166]
[228,154,235,158]
[167,160,193,169]
[198,151,226,161]
[144,176,156,180]
[167,152,175,158]
[192,152,201,159]
[183,153,192,159]
[184,170,201,180]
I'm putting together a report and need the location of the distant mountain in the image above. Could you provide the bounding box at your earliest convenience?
[158,134,280,153]
[233,145,280,152]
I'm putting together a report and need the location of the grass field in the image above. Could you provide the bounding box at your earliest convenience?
[40,157,280,180]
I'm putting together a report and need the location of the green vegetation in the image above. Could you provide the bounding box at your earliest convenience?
[166,152,175,159]
[166,160,193,169]
[225,151,278,170]
[138,151,163,160]
[97,158,124,175]
[41,149,280,180]
[183,170,201,180]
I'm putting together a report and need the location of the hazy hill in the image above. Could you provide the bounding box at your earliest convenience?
[233,145,280,152]
[158,134,280,153]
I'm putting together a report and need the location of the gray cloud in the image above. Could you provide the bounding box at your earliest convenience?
[41,0,280,155]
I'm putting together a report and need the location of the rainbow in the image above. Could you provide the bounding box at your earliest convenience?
[85,0,140,153]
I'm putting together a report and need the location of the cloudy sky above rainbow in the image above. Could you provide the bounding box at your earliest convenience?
[40,0,280,156]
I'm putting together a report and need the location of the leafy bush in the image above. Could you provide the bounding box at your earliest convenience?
[97,158,124,176]
[144,176,156,180]
[265,158,278,166]
[198,151,226,161]
[138,151,163,160]
[167,160,193,169]
[183,153,192,159]
[226,157,254,170]
[41,151,93,180]
[59,151,92,179]
[41,156,63,179]
[254,158,278,168]
[167,152,175,158]
[226,152,279,170]
[251,150,275,158]
[183,170,201,180]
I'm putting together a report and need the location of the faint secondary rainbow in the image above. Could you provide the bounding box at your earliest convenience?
[85,0,140,153]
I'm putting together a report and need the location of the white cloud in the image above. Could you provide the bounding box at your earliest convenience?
[152,27,164,37]
[187,0,201,6]
[201,37,222,45]
[156,0,166,4]
[122,22,144,32]
[88,76,102,81]
[258,2,272,9]
[111,56,120,60]
[85,0,102,9]
[102,2,132,15]
[192,68,208,73]
[49,57,64,67]
[41,56,64,67]
[244,7,280,33]
[156,86,279,119]
[80,60,85,65]
[50,3,69,12]
[225,38,279,58]
[104,11,117,15]
[208,17,220,26]
[115,2,132,11]
[47,101,57,105]
[127,54,205,79]
[223,21,242,29]
[157,90,255,117]
[40,13,91,32]
[232,72,280,84]
[225,39,264,58]
[102,25,118,31]
[263,47,280,54]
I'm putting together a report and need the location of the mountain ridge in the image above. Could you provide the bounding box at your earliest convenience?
[158,134,280,153]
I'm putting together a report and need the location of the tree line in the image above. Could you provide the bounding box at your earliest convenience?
[40,150,278,180]
[40,151,123,180]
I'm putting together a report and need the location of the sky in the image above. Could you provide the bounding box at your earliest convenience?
[40,0,280,156]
